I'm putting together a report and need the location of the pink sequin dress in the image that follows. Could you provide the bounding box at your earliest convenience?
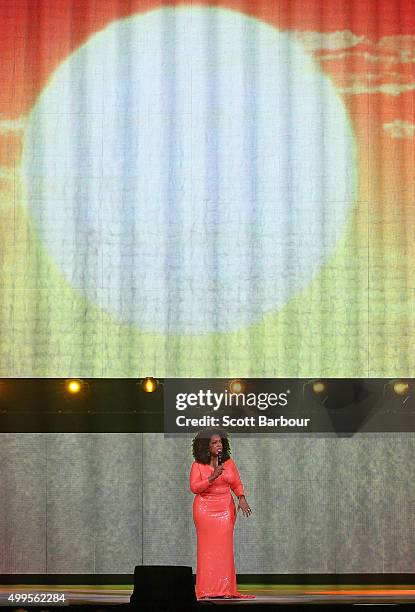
[190,458,253,599]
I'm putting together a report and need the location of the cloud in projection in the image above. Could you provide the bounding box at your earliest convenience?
[384,119,415,138]
[22,7,356,334]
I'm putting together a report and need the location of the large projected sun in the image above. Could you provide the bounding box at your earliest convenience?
[22,7,356,334]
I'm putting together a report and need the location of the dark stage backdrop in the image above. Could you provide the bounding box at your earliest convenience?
[1,433,414,574]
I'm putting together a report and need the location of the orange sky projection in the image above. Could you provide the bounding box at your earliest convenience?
[0,0,414,376]
[0,0,415,244]
[1,0,414,183]
[1,0,414,115]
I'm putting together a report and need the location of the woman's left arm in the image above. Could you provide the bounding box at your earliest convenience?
[237,495,252,517]
[228,460,252,517]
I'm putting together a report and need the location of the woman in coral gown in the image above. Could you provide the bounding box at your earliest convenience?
[190,429,254,599]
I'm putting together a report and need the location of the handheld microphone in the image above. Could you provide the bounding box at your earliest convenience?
[218,451,223,465]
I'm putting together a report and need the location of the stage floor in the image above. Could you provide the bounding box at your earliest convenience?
[2,584,415,606]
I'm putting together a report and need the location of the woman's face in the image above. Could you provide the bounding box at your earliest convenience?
[209,434,223,456]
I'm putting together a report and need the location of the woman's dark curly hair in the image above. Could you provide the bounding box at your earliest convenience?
[192,428,231,464]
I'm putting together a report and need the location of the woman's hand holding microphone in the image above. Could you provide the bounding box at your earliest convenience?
[208,464,224,483]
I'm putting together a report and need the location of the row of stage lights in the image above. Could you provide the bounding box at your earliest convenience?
[63,378,411,398]
[65,377,159,395]
[307,379,409,398]
[64,378,267,396]
[65,377,239,396]
[308,379,410,400]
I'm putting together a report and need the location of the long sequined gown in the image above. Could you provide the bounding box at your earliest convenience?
[189,458,245,599]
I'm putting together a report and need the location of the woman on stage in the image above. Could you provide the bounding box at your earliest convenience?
[189,429,254,599]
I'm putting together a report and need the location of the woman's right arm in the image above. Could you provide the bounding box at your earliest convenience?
[190,462,211,494]
[189,463,223,493]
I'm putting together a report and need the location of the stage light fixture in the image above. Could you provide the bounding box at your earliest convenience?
[393,380,409,397]
[141,377,158,393]
[228,379,246,394]
[312,380,328,395]
[302,379,330,410]
[383,379,411,409]
[65,379,83,395]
